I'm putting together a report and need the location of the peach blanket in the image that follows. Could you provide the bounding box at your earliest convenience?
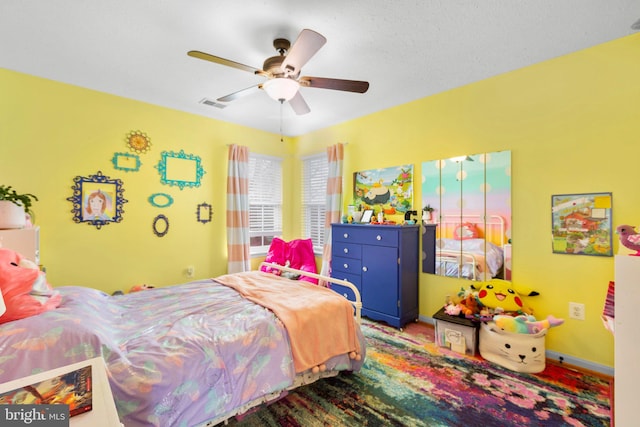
[215,271,360,373]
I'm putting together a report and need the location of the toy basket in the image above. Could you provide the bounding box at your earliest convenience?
[479,321,547,373]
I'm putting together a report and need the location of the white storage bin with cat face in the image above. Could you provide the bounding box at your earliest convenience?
[479,321,546,373]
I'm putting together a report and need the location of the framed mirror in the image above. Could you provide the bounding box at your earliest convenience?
[155,150,206,190]
[67,171,128,230]
[196,202,212,224]
[112,152,142,172]
[148,193,174,208]
[152,214,169,237]
[421,150,511,281]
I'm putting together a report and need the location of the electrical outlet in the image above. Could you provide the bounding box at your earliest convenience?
[186,266,195,278]
[569,302,585,320]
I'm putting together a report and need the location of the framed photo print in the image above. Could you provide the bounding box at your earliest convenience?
[360,209,373,224]
[551,192,612,256]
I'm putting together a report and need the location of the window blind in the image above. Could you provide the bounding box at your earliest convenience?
[302,153,328,253]
[249,154,282,254]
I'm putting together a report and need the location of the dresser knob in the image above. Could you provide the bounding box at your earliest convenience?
[376,235,381,241]
[344,233,349,238]
[362,266,368,272]
[343,248,348,253]
[344,263,348,269]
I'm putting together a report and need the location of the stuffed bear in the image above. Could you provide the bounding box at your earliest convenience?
[457,293,480,317]
[0,247,61,324]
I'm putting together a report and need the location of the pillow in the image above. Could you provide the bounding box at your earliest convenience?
[0,248,61,324]
[261,237,319,284]
[453,223,480,240]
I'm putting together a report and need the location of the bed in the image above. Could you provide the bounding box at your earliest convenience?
[435,214,506,281]
[0,262,365,427]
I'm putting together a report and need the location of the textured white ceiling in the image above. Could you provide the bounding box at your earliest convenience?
[2,1,638,136]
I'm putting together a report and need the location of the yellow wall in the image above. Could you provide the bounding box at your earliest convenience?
[2,33,638,369]
[0,69,296,292]
[297,33,640,369]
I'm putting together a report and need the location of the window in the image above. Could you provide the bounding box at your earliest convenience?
[302,152,328,254]
[249,154,282,255]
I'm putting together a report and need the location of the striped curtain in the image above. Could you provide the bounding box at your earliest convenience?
[320,143,344,284]
[226,144,251,273]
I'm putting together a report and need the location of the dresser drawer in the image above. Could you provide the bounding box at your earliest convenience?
[330,272,362,303]
[333,226,399,247]
[332,241,362,259]
[331,256,362,275]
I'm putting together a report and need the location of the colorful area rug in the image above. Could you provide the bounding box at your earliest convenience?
[226,319,612,426]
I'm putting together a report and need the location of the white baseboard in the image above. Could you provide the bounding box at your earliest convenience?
[419,314,614,377]
[545,350,613,377]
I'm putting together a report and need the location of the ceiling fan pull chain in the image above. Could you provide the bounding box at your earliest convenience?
[279,100,284,142]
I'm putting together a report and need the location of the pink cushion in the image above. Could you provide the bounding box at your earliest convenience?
[0,248,61,324]
[261,237,318,284]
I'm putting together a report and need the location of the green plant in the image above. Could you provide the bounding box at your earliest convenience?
[423,204,434,212]
[0,185,38,215]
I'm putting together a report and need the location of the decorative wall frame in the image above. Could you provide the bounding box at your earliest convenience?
[551,192,613,256]
[152,214,169,237]
[196,202,212,224]
[112,152,142,172]
[155,150,206,190]
[125,130,152,154]
[148,193,174,208]
[353,164,413,213]
[67,171,128,229]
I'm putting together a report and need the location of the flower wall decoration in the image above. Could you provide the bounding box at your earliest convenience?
[126,130,152,154]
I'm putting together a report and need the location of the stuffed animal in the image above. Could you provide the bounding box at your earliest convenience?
[0,248,61,324]
[616,224,640,256]
[494,314,564,334]
[444,302,462,316]
[129,284,155,293]
[472,279,538,314]
[457,293,481,317]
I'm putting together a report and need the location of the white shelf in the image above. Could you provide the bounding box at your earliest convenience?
[614,255,640,426]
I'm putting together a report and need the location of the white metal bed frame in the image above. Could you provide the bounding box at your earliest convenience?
[201,262,363,426]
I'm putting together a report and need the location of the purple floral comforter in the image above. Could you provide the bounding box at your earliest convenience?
[0,279,364,426]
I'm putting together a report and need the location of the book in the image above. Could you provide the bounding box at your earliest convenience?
[0,364,93,417]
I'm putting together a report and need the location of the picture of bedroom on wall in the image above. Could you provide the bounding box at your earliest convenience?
[422,150,511,281]
[551,192,613,256]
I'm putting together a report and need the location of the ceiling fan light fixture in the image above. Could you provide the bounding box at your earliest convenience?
[263,78,300,101]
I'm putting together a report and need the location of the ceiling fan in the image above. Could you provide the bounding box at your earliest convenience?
[187,29,369,115]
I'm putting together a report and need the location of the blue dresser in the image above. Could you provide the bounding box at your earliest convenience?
[330,223,419,329]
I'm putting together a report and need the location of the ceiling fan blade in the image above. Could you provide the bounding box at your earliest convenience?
[280,29,327,77]
[299,76,369,93]
[217,85,261,102]
[288,91,311,115]
[187,50,260,74]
